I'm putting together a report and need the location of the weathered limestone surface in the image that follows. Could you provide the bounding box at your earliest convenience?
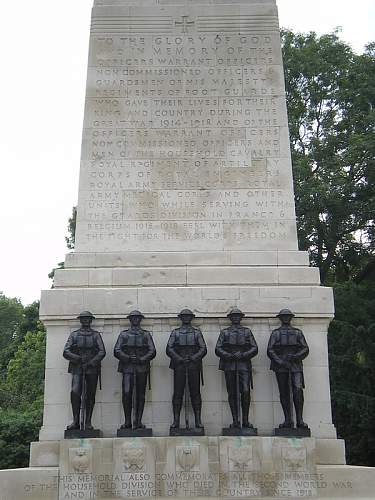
[3,437,375,499]
[0,467,59,500]
[77,0,296,254]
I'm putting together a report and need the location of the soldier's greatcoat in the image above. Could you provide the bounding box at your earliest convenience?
[267,325,309,373]
[63,328,106,374]
[215,326,258,372]
[114,328,156,373]
[166,326,207,371]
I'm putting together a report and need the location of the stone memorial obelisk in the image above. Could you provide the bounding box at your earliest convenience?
[40,0,338,441]
[2,0,375,499]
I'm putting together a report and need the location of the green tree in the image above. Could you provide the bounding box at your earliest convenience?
[282,30,375,283]
[0,294,24,375]
[0,298,46,469]
[0,408,42,469]
[328,281,375,465]
[65,205,77,250]
[6,329,46,410]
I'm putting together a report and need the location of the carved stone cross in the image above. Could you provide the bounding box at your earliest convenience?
[175,15,195,34]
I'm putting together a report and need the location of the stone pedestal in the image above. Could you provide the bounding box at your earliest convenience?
[274,427,311,438]
[64,428,102,439]
[223,426,258,436]
[117,427,153,437]
[170,427,205,437]
[1,437,375,499]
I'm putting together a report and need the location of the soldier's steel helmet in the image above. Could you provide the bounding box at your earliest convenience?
[127,310,145,319]
[227,308,245,318]
[277,308,295,318]
[178,308,195,318]
[77,311,95,319]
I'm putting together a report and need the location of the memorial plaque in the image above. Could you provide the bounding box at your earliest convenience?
[113,439,156,498]
[157,437,220,498]
[75,0,298,253]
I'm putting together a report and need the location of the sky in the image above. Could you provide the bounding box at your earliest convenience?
[0,0,374,305]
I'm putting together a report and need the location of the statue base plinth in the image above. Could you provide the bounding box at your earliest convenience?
[274,426,311,437]
[222,426,258,436]
[64,428,102,439]
[117,427,153,437]
[169,426,205,436]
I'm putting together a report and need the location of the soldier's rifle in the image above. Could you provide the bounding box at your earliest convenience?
[80,365,87,431]
[288,367,294,428]
[130,350,138,428]
[225,342,245,427]
[185,360,190,429]
[235,359,241,427]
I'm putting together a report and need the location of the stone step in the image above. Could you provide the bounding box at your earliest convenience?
[65,251,310,269]
[53,265,320,288]
[40,284,333,318]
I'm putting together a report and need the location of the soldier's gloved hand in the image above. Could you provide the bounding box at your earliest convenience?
[233,352,242,361]
[130,355,138,364]
[72,355,81,364]
[86,359,97,368]
[183,356,191,365]
[282,360,292,370]
[81,361,88,370]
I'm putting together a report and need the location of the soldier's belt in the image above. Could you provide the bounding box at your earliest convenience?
[77,351,96,358]
[122,349,146,355]
[273,346,299,352]
[223,345,249,352]
[175,347,198,355]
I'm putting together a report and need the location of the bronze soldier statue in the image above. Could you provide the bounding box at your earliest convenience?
[63,311,106,434]
[267,309,310,433]
[114,311,156,431]
[215,308,258,432]
[166,309,207,432]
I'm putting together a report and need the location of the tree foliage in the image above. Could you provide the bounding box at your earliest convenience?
[282,30,375,283]
[0,408,42,469]
[0,299,45,469]
[328,282,375,465]
[0,294,24,375]
[65,205,77,250]
[282,28,375,466]
[6,330,46,409]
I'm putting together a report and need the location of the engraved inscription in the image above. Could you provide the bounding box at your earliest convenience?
[77,26,297,251]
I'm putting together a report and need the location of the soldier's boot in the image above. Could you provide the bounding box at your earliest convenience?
[67,392,81,430]
[192,397,204,429]
[171,400,182,428]
[241,393,254,428]
[228,395,240,428]
[294,388,308,428]
[85,400,95,430]
[279,393,293,428]
[134,396,146,429]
